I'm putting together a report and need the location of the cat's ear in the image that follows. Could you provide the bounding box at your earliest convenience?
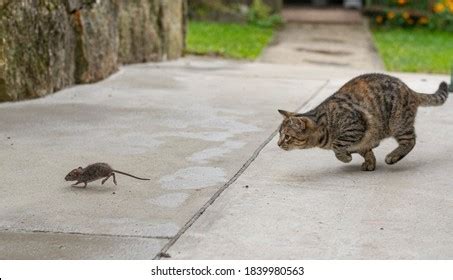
[278,109,292,118]
[290,116,313,131]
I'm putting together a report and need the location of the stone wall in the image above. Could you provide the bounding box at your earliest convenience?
[0,0,187,102]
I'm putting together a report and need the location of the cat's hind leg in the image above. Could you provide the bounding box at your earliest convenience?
[359,149,376,171]
[385,128,416,165]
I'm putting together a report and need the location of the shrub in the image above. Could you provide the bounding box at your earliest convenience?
[247,0,283,28]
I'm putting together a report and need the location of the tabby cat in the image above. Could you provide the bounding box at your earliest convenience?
[278,73,449,171]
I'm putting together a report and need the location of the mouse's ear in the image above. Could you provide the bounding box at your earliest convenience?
[78,167,83,170]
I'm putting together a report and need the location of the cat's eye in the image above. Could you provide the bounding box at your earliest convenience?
[285,135,291,141]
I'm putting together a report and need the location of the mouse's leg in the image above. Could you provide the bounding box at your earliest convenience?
[101,174,111,185]
[72,181,87,188]
[112,173,117,185]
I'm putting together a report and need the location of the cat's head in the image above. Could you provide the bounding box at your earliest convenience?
[277,109,318,151]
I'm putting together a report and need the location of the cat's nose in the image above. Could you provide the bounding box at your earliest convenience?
[279,144,288,151]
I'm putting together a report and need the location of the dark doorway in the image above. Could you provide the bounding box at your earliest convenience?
[284,0,344,6]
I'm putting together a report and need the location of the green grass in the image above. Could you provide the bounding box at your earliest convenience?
[186,21,275,60]
[372,28,453,74]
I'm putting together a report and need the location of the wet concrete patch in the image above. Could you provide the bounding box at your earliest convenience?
[187,141,246,164]
[159,167,226,190]
[310,37,345,43]
[304,59,350,67]
[295,47,352,56]
[157,131,233,142]
[148,193,189,208]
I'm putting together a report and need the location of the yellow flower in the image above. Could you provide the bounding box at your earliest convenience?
[402,11,410,19]
[447,3,453,13]
[387,11,396,20]
[376,15,384,24]
[434,3,445,13]
[418,16,429,25]
[397,0,408,5]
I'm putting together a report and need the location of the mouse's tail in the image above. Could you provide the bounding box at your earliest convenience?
[113,170,150,180]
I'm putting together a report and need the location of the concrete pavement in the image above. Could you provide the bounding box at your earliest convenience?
[0,58,451,259]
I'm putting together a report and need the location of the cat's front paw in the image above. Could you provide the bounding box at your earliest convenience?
[361,161,376,171]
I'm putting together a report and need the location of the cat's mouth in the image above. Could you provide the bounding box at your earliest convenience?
[279,145,291,151]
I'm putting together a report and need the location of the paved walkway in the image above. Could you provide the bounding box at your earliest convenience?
[260,8,384,70]
[0,58,451,259]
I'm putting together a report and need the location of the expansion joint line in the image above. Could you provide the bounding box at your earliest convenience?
[0,228,172,240]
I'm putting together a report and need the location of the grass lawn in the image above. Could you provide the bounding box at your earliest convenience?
[186,21,275,60]
[372,28,453,74]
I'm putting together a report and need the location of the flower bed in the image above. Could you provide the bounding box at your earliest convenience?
[365,0,453,31]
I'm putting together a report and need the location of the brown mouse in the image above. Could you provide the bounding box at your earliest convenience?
[65,162,150,187]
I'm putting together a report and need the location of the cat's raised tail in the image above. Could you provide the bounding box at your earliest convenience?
[416,82,449,107]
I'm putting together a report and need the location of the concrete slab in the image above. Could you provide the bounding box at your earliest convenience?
[0,58,326,259]
[167,74,453,259]
[0,231,166,260]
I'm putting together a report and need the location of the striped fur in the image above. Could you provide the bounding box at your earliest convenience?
[416,82,449,106]
[278,73,450,171]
